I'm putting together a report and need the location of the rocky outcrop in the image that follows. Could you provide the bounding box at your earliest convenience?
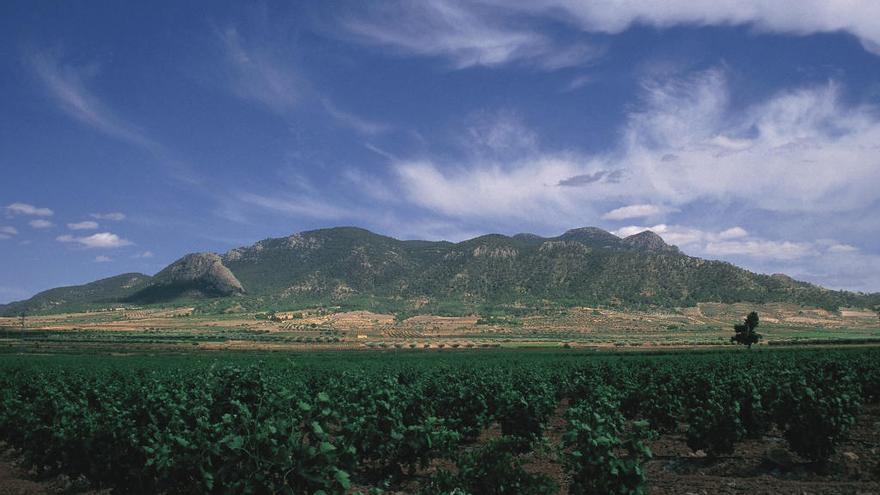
[125,253,244,303]
[153,253,245,295]
[622,230,679,253]
[558,227,623,249]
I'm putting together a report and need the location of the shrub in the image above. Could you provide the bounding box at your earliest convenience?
[420,437,557,495]
[685,388,744,456]
[563,402,652,495]
[773,368,861,462]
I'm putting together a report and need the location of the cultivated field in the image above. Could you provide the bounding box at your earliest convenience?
[0,348,877,494]
[1,302,877,352]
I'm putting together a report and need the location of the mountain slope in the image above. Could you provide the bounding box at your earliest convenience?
[4,226,878,315]
[217,227,877,311]
[0,273,152,315]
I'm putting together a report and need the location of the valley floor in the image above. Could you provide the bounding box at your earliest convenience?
[0,302,878,352]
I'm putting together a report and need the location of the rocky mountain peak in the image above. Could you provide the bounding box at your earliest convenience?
[153,252,245,296]
[558,227,621,248]
[621,230,677,253]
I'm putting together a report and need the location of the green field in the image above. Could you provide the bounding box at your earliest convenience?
[1,347,878,494]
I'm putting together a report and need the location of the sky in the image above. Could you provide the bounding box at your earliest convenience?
[2,1,880,303]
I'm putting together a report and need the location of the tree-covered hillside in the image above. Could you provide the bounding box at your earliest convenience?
[3,227,878,316]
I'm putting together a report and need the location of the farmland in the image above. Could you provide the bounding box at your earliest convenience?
[1,302,878,353]
[0,347,878,494]
[1,304,878,493]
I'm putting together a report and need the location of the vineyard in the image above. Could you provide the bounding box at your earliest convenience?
[0,348,878,494]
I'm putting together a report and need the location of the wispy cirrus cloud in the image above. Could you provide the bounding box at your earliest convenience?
[236,192,349,221]
[28,49,204,186]
[321,99,390,135]
[339,1,604,69]
[57,232,133,248]
[28,49,157,149]
[217,26,301,112]
[5,202,53,217]
[214,24,390,136]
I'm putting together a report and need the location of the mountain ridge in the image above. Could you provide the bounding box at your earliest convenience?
[2,226,878,316]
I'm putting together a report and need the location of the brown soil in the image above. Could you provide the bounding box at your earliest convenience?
[644,406,880,494]
[0,445,104,495]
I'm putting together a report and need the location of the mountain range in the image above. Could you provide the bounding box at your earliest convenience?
[2,226,878,316]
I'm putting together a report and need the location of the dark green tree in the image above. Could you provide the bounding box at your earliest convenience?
[731,311,761,349]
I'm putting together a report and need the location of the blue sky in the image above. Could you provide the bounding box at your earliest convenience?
[3,1,880,303]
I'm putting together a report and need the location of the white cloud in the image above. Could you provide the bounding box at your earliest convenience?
[94,255,112,263]
[90,212,125,221]
[508,1,880,55]
[704,240,817,260]
[393,69,880,228]
[5,202,53,216]
[28,219,53,229]
[612,223,862,262]
[618,70,880,213]
[0,226,18,240]
[340,1,603,69]
[56,232,133,249]
[718,227,748,240]
[68,221,99,230]
[828,243,858,253]
[396,156,591,223]
[602,204,667,220]
[133,250,154,258]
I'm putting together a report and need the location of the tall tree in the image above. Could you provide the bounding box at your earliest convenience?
[732,311,761,349]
